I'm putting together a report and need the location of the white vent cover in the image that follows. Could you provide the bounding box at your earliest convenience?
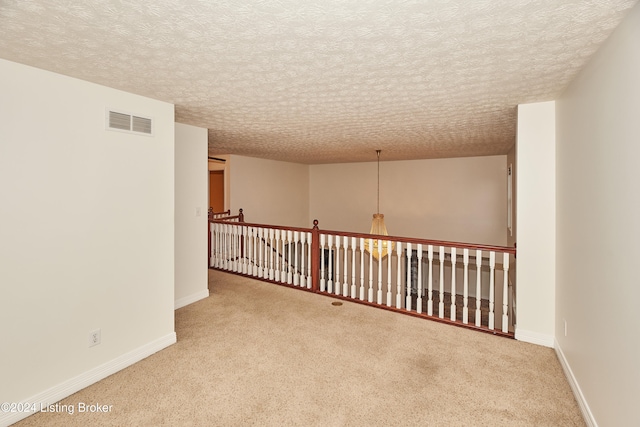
[107,110,153,135]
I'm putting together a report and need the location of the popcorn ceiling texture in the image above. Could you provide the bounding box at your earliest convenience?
[0,0,636,164]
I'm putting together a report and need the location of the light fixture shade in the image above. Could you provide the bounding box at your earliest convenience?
[369,213,389,235]
[366,213,394,260]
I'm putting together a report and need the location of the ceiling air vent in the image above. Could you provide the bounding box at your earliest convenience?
[107,110,153,136]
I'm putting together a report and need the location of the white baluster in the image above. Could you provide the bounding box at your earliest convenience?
[351,237,357,298]
[386,239,392,306]
[300,231,307,288]
[335,235,341,295]
[327,235,333,293]
[280,230,287,284]
[438,246,445,318]
[475,250,482,327]
[320,234,326,292]
[227,224,232,271]
[502,253,510,333]
[417,244,423,314]
[306,232,312,289]
[246,226,252,275]
[278,229,284,283]
[252,227,258,276]
[343,236,349,297]
[287,230,293,284]
[359,237,365,300]
[214,222,220,268]
[239,225,244,274]
[230,224,235,271]
[207,223,215,267]
[233,224,238,271]
[274,229,281,282]
[252,226,257,275]
[210,222,216,268]
[238,225,247,274]
[276,230,284,283]
[368,240,374,303]
[450,247,457,321]
[246,226,252,274]
[269,229,275,280]
[230,224,236,272]
[216,222,222,268]
[396,242,402,309]
[293,231,299,286]
[222,223,227,269]
[427,245,433,316]
[221,223,227,270]
[263,228,269,278]
[238,225,243,272]
[489,251,496,330]
[377,239,383,304]
[216,223,221,268]
[228,223,233,270]
[406,243,412,311]
[211,222,217,268]
[223,223,228,269]
[256,228,263,278]
[243,225,249,274]
[463,249,469,324]
[225,223,230,269]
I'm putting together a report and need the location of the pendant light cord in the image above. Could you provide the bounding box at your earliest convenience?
[376,150,381,214]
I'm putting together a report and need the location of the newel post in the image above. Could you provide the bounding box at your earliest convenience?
[238,208,245,261]
[311,219,320,292]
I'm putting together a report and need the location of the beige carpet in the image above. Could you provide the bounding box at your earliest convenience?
[15,270,584,426]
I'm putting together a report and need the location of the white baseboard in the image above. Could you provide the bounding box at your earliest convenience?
[554,340,597,427]
[514,327,555,347]
[0,333,176,427]
[174,289,209,310]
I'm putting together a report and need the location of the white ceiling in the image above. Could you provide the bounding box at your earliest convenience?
[1,0,637,164]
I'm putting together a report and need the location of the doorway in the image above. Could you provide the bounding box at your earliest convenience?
[209,171,224,213]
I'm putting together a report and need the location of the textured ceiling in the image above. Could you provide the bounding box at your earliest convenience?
[0,1,637,164]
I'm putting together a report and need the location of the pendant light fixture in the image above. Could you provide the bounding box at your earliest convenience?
[366,150,393,260]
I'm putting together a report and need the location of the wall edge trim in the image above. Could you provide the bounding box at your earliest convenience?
[554,339,597,427]
[514,327,554,347]
[175,289,209,310]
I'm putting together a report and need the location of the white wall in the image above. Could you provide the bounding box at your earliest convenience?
[175,123,208,309]
[0,60,176,425]
[228,155,309,228]
[555,3,640,426]
[514,101,556,347]
[310,156,508,246]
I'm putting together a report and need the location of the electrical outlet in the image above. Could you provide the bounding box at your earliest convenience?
[89,329,101,347]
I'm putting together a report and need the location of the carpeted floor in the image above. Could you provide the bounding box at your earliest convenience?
[15,270,585,426]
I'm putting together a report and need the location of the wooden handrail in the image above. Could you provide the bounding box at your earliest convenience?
[209,217,515,255]
[208,208,230,220]
[208,208,244,223]
[316,226,515,254]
